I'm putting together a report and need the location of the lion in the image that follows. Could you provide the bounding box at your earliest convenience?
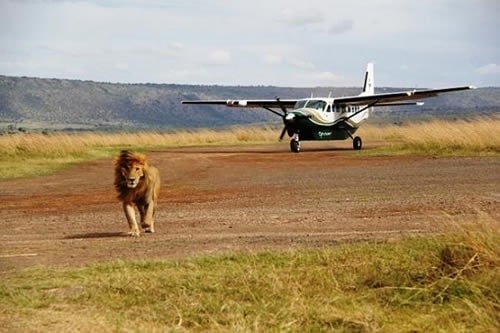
[114,150,160,237]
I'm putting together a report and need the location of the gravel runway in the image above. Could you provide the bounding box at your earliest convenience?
[1,142,499,272]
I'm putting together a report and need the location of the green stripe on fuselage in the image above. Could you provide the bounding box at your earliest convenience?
[292,114,359,141]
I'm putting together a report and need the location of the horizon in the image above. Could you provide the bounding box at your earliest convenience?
[1,73,498,90]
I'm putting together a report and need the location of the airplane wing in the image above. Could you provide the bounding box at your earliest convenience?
[182,99,298,108]
[333,86,475,106]
[182,86,475,109]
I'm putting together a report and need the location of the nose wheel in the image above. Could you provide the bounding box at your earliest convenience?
[290,133,300,153]
[353,136,362,150]
[290,139,300,153]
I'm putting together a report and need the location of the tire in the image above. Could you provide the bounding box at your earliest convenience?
[353,136,362,150]
[290,139,300,153]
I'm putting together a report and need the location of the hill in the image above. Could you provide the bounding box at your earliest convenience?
[0,75,499,132]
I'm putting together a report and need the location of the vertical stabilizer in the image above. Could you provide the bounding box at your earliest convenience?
[361,63,374,95]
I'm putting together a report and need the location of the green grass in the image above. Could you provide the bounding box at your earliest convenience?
[1,229,498,332]
[0,149,114,179]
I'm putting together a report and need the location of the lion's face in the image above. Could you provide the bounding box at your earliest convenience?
[121,161,144,188]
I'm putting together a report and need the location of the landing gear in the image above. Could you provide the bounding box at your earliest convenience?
[290,139,300,153]
[353,136,362,150]
[290,133,300,153]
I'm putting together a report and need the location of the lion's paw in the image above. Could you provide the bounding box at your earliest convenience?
[144,227,155,233]
[127,230,140,237]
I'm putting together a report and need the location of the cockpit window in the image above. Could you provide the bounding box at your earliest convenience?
[305,99,326,111]
[293,99,327,111]
[294,100,307,109]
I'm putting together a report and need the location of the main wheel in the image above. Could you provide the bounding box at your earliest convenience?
[353,136,362,150]
[290,139,300,153]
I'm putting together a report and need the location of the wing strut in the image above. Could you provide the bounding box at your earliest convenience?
[262,106,284,117]
[344,100,379,122]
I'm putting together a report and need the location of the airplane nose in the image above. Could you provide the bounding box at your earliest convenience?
[285,113,295,121]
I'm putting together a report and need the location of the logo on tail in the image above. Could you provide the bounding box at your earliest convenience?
[362,63,374,95]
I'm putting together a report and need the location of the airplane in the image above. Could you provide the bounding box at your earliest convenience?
[182,63,475,153]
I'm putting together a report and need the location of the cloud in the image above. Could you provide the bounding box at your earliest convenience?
[169,42,184,50]
[288,58,316,70]
[1,0,499,87]
[477,63,500,75]
[64,0,186,9]
[262,54,282,65]
[114,62,129,71]
[328,19,354,35]
[309,71,343,83]
[281,9,324,27]
[206,49,232,66]
[293,70,344,87]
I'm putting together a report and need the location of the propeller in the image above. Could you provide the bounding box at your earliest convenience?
[276,97,292,141]
[279,126,288,141]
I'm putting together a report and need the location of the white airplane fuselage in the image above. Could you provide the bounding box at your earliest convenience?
[285,99,371,141]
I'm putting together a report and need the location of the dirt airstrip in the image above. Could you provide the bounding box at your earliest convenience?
[1,142,499,273]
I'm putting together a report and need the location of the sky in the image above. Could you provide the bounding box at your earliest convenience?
[1,0,499,87]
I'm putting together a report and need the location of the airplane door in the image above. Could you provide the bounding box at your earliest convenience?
[325,104,335,123]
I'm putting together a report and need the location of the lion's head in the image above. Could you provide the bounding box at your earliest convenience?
[122,160,144,189]
[114,150,147,191]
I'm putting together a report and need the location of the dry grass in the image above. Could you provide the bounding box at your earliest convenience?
[1,116,499,158]
[0,116,499,179]
[359,115,500,155]
[0,126,278,158]
[0,219,498,332]
[0,127,278,179]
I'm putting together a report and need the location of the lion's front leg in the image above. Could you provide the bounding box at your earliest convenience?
[123,203,140,237]
[140,203,155,233]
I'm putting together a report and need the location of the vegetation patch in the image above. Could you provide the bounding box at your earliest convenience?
[1,226,498,332]
[0,127,277,179]
[1,116,499,180]
[357,115,500,156]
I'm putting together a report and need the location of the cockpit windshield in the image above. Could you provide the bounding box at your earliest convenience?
[293,100,307,109]
[306,99,326,111]
[293,99,327,111]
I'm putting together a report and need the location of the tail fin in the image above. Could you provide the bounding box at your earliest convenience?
[361,62,374,95]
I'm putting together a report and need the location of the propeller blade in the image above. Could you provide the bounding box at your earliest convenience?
[279,126,287,141]
[276,97,288,115]
[276,97,292,141]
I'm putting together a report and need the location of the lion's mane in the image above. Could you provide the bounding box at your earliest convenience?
[114,150,157,203]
